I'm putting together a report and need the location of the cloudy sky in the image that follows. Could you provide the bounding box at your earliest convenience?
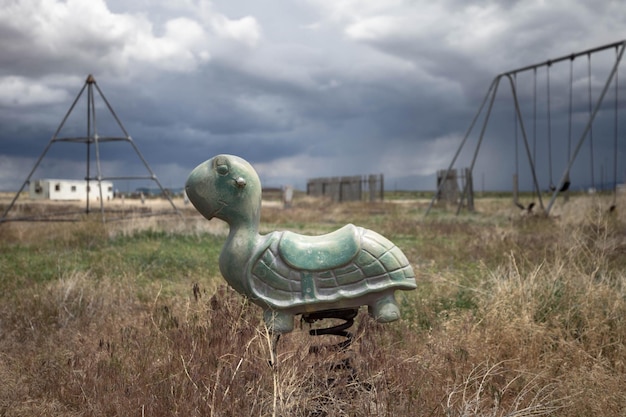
[0,0,625,193]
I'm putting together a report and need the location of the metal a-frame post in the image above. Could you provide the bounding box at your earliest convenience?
[0,74,180,223]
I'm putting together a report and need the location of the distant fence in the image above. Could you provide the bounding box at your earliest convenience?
[307,174,384,202]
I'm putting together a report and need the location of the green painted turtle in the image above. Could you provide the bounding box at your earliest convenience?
[185,154,416,334]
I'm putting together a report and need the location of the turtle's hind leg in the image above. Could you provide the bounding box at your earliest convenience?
[369,292,401,323]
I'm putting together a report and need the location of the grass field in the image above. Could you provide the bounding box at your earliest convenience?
[1,192,625,416]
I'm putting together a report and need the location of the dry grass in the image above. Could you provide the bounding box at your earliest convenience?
[1,192,625,415]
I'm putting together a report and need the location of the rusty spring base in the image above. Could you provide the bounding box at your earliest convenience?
[270,309,372,392]
[302,308,359,353]
[270,308,358,367]
[302,308,359,380]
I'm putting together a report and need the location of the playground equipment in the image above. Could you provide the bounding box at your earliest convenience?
[185,154,416,360]
[427,40,625,216]
[1,75,179,223]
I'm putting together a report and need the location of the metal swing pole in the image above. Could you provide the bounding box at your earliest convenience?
[547,62,555,191]
[86,77,93,214]
[504,74,544,210]
[563,56,574,202]
[611,46,620,210]
[533,68,537,195]
[587,54,596,191]
[512,73,524,210]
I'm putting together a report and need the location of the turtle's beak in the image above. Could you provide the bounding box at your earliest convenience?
[185,161,217,220]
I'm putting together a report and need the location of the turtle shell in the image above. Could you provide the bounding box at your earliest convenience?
[249,225,416,310]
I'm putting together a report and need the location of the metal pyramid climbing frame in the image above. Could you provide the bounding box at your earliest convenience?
[0,74,180,223]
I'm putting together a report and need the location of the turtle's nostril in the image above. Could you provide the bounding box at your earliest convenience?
[235,177,247,188]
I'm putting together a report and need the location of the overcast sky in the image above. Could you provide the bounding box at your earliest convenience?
[1,0,625,193]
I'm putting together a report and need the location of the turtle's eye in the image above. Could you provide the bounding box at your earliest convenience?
[216,164,229,176]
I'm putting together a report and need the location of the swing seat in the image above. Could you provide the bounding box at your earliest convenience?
[549,180,570,193]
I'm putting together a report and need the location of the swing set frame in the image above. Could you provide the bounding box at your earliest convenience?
[426,39,626,216]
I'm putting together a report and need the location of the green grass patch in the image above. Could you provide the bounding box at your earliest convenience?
[0,230,223,296]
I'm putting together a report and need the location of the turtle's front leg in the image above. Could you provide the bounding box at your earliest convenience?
[263,310,294,366]
[263,309,295,334]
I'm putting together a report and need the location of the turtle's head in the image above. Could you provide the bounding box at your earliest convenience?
[185,154,262,225]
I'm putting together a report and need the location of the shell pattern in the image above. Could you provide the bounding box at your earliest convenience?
[250,225,416,310]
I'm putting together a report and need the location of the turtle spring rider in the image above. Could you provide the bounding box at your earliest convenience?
[185,155,417,350]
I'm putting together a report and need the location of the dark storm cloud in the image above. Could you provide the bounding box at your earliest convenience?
[0,0,625,192]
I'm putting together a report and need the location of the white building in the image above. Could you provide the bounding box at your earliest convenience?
[29,179,114,201]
